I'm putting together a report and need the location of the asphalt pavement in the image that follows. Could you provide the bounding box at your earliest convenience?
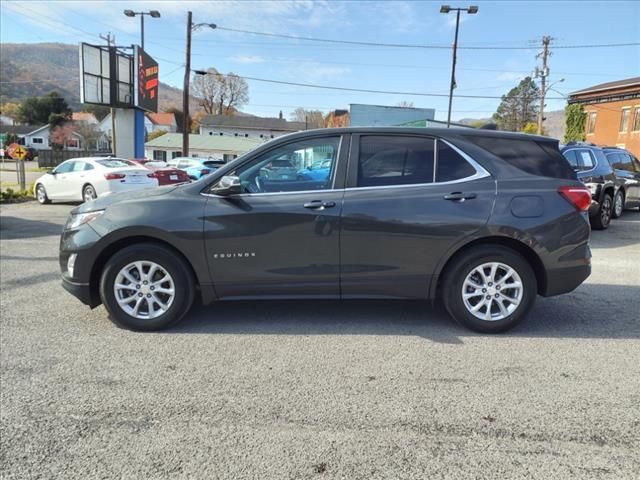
[1,201,639,479]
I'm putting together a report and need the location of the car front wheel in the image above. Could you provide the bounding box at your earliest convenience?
[36,184,50,204]
[442,246,537,333]
[99,243,195,331]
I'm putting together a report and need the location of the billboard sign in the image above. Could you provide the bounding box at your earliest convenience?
[79,43,133,108]
[134,46,159,113]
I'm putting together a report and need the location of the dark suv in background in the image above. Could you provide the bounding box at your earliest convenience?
[561,143,617,229]
[602,146,640,216]
[59,128,592,334]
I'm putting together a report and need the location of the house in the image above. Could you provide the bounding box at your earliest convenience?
[349,104,436,127]
[199,112,305,139]
[0,114,16,126]
[1,125,43,147]
[145,133,262,162]
[568,76,640,157]
[145,112,177,133]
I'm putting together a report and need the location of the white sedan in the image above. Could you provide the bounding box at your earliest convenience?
[34,157,159,204]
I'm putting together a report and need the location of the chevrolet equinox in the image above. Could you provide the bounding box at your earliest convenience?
[60,128,592,333]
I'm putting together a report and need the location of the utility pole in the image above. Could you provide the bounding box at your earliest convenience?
[446,9,461,128]
[100,32,117,155]
[183,11,192,157]
[535,36,552,135]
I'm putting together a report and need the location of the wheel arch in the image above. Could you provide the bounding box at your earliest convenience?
[433,236,547,299]
[88,235,204,308]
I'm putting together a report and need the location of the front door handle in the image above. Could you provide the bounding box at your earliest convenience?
[303,200,336,210]
[443,192,477,202]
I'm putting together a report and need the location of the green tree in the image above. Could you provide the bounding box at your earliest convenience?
[492,77,540,132]
[84,104,110,122]
[564,103,586,143]
[16,92,71,125]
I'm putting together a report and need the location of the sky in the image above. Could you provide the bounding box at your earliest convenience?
[1,0,639,121]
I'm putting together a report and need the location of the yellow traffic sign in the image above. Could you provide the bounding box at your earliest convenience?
[7,143,26,160]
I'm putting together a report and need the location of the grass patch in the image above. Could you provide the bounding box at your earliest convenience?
[0,187,34,203]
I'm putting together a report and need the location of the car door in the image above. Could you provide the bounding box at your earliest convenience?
[63,161,89,200]
[203,134,348,298]
[46,161,75,199]
[614,152,640,204]
[340,134,495,299]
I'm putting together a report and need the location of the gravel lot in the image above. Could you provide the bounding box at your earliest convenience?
[1,201,639,479]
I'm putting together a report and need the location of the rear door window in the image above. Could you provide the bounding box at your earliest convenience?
[563,150,579,168]
[357,136,434,187]
[465,136,575,179]
[576,150,595,169]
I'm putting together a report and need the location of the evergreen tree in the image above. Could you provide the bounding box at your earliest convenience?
[492,77,540,132]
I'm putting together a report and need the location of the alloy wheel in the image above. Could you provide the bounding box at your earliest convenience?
[614,193,624,217]
[83,186,96,202]
[113,261,175,320]
[37,186,46,203]
[601,196,612,225]
[461,262,523,322]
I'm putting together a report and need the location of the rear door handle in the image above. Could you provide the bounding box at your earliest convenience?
[303,200,336,210]
[443,192,477,201]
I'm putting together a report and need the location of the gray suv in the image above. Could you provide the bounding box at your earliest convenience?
[60,128,592,333]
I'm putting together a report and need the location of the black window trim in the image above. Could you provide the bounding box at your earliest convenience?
[345,134,489,191]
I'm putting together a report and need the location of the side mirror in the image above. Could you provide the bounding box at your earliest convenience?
[47,168,56,175]
[211,175,242,196]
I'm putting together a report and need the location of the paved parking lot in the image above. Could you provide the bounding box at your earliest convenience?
[1,201,639,479]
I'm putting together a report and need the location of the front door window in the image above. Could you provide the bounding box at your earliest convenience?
[232,137,340,193]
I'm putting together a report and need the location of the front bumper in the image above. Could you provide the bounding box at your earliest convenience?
[61,276,97,307]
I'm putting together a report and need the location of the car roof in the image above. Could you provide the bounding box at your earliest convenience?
[274,126,554,143]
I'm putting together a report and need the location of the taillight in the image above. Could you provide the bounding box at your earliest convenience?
[200,169,211,175]
[104,173,125,180]
[558,186,591,212]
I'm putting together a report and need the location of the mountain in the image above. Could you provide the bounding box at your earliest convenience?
[0,43,199,112]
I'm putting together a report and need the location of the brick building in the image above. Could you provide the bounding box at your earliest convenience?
[567,77,640,157]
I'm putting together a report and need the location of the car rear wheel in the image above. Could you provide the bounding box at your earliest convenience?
[35,184,50,204]
[590,192,613,230]
[83,184,97,203]
[442,246,537,333]
[612,190,624,219]
[99,243,195,331]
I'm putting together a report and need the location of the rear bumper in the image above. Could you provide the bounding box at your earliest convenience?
[542,263,591,297]
[61,276,97,307]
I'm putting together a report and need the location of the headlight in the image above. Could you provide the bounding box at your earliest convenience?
[65,210,104,230]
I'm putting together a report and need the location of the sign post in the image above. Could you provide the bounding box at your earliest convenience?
[7,143,27,190]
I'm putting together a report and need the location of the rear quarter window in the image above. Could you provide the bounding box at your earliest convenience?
[465,136,576,179]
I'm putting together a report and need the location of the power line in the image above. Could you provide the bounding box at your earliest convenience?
[192,70,566,100]
[216,25,640,50]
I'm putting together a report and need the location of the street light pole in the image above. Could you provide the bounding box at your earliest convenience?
[183,11,193,158]
[123,9,161,51]
[440,5,478,127]
[140,14,144,50]
[182,18,216,158]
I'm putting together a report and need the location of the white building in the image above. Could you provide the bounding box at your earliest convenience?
[199,113,305,140]
[145,133,262,162]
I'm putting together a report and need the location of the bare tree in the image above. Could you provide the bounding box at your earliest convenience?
[290,108,324,128]
[191,68,249,115]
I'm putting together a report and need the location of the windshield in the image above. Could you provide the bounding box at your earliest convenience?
[96,159,137,168]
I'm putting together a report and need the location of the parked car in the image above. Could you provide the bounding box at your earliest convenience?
[131,160,191,186]
[60,128,591,333]
[601,146,640,216]
[560,143,618,229]
[297,159,332,181]
[35,157,158,204]
[166,157,224,180]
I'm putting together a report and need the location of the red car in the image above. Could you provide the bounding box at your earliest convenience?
[131,159,191,186]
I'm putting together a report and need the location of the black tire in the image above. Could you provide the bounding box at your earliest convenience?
[612,190,624,219]
[82,184,97,203]
[99,243,195,331]
[442,245,537,333]
[35,184,50,204]
[590,192,613,230]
